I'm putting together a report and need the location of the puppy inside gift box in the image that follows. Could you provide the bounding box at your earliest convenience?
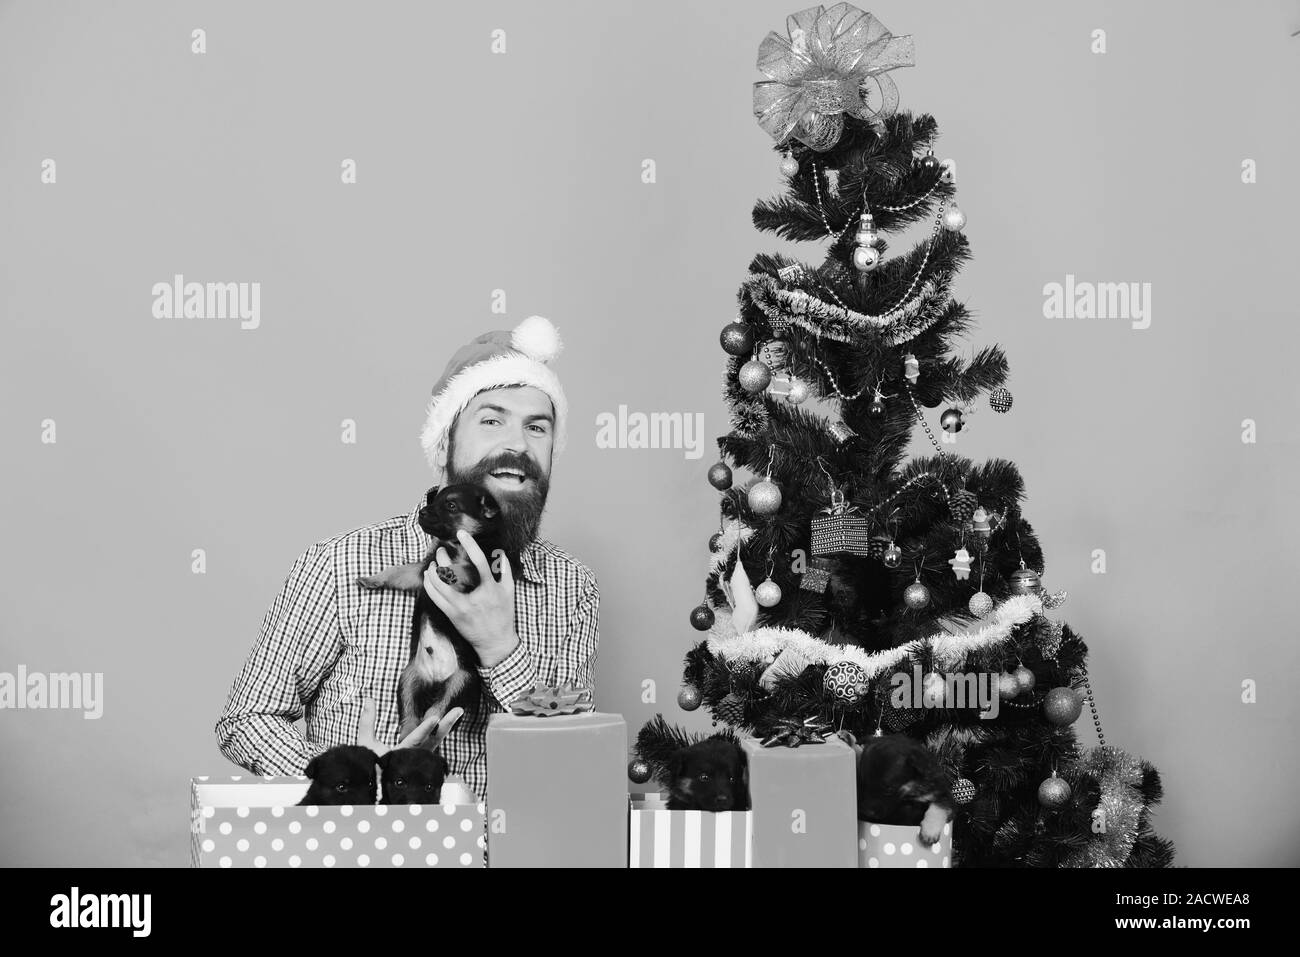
[190,743,486,868]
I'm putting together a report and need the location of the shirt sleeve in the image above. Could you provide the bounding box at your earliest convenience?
[479,570,600,708]
[215,543,343,775]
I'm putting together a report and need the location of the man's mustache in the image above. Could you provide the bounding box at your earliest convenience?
[470,452,544,482]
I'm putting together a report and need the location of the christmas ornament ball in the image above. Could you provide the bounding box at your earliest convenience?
[823,660,870,705]
[747,480,782,516]
[677,686,703,711]
[903,581,931,609]
[755,578,783,607]
[689,604,715,631]
[940,408,965,433]
[1014,666,1037,693]
[1038,774,1072,809]
[882,543,902,568]
[968,591,994,617]
[989,387,1013,413]
[851,245,881,272]
[785,377,810,404]
[920,151,940,172]
[952,778,976,805]
[942,203,967,232]
[780,153,799,177]
[738,359,773,393]
[1009,567,1042,596]
[922,672,947,707]
[628,759,652,784]
[707,461,733,490]
[1044,687,1083,726]
[720,322,754,356]
[708,532,723,551]
[998,672,1021,700]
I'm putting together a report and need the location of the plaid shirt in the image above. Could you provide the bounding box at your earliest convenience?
[215,488,600,799]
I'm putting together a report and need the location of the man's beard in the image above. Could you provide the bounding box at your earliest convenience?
[446,450,550,557]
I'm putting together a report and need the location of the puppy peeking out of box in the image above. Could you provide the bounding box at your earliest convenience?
[842,731,954,846]
[634,715,751,812]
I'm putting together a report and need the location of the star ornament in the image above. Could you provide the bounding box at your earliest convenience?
[948,547,973,580]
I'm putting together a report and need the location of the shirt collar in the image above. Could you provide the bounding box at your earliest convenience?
[408,489,545,585]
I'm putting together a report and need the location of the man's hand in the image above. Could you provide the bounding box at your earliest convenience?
[356,697,463,758]
[424,529,520,669]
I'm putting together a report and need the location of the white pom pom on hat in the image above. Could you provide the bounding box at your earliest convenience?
[419,315,568,476]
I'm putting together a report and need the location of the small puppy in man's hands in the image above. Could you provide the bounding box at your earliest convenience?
[297,745,379,806]
[665,738,750,812]
[852,732,954,846]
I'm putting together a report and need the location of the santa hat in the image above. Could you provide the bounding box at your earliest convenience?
[420,315,567,476]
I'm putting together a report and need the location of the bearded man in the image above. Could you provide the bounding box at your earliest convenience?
[215,316,599,799]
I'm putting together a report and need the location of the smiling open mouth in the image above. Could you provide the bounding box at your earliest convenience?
[489,468,530,485]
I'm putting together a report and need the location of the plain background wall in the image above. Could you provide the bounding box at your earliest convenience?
[1,0,1297,867]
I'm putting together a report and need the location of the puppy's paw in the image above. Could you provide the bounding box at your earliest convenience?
[436,565,458,586]
[918,824,942,846]
[918,803,949,846]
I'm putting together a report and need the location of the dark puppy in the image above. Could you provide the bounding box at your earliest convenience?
[379,747,449,805]
[854,733,953,845]
[356,484,513,740]
[665,738,750,812]
[297,745,379,806]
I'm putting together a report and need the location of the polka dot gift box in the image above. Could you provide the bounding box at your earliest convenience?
[189,776,485,868]
[858,820,953,869]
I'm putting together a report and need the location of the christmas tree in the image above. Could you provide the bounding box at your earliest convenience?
[652,4,1174,867]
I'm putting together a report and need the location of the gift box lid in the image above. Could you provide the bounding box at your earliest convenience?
[486,711,625,735]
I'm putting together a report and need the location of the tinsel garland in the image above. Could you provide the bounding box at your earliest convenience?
[708,519,755,576]
[743,269,948,345]
[1062,745,1144,868]
[705,594,1044,679]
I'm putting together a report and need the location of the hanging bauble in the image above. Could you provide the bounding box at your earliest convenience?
[882,544,903,569]
[919,149,940,172]
[903,579,931,609]
[902,353,920,385]
[689,604,715,631]
[755,577,782,607]
[720,322,754,356]
[942,202,966,232]
[940,159,956,184]
[940,408,965,433]
[708,532,723,552]
[952,778,976,805]
[948,547,973,580]
[785,377,810,405]
[1043,589,1068,610]
[738,359,773,393]
[758,339,790,373]
[779,151,799,177]
[997,672,1020,700]
[989,387,1013,413]
[851,244,881,272]
[869,392,886,416]
[1038,771,1072,809]
[921,672,947,707]
[949,489,977,523]
[968,591,994,617]
[971,507,991,536]
[628,759,652,784]
[1009,562,1042,596]
[748,479,782,516]
[1043,687,1083,726]
[1014,666,1037,693]
[714,692,747,726]
[677,686,702,711]
[823,660,870,706]
[707,461,733,490]
[824,167,841,198]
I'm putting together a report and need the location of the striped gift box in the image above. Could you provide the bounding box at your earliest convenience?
[189,775,485,868]
[628,794,752,868]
